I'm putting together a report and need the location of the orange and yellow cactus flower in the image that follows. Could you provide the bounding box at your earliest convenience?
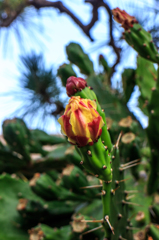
[58,96,104,147]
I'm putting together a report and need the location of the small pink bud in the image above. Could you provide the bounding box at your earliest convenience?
[66,76,87,97]
[99,54,104,60]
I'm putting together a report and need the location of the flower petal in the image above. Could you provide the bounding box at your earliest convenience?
[88,116,104,140]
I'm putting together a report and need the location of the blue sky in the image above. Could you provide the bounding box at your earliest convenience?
[0,0,152,134]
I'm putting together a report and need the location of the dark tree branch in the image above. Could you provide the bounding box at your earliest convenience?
[0,0,121,74]
[100,1,121,77]
[0,6,25,27]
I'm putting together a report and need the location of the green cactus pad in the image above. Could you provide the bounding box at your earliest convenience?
[2,118,31,163]
[66,42,94,76]
[124,23,159,63]
[135,56,157,116]
[30,172,87,201]
[0,174,40,240]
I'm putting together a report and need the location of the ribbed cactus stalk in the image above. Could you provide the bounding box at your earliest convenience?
[121,132,141,180]
[29,172,87,201]
[58,76,133,240]
[113,7,159,196]
[146,66,159,194]
[112,8,159,63]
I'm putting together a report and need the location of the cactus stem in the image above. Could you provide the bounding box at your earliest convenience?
[126,194,135,200]
[119,162,140,171]
[87,150,92,156]
[122,200,142,207]
[103,165,107,169]
[119,236,127,240]
[104,215,114,234]
[80,184,102,189]
[81,225,103,236]
[80,219,103,223]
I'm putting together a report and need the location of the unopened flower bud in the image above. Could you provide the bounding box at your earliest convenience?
[112,7,138,30]
[58,96,104,147]
[66,76,87,97]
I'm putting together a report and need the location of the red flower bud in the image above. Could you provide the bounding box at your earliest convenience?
[112,8,138,30]
[66,76,87,97]
[58,96,104,147]
[99,54,104,60]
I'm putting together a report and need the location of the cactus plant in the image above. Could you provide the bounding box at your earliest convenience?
[1,8,159,240]
[58,78,135,239]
